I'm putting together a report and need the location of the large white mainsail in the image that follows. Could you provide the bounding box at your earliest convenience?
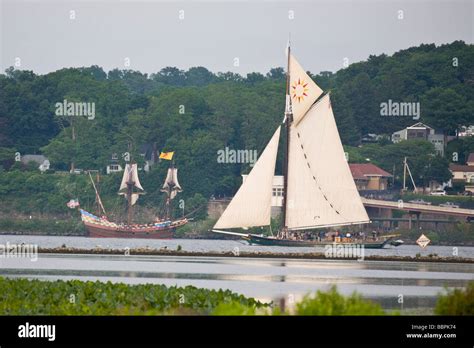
[214,126,281,229]
[285,94,370,230]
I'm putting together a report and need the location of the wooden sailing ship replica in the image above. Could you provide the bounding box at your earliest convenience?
[81,161,188,238]
[213,44,398,248]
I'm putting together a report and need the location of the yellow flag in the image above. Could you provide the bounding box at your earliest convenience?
[159,151,174,160]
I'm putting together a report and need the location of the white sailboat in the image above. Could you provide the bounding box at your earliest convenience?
[212,45,395,248]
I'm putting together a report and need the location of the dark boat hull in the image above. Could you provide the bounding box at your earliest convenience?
[244,234,391,249]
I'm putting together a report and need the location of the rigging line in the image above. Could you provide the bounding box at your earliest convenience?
[182,203,207,219]
[294,131,341,216]
[294,92,330,127]
[313,91,331,109]
[88,172,107,216]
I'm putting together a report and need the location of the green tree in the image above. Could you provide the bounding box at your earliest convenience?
[421,88,469,134]
[266,67,285,80]
[435,282,474,315]
[185,67,215,86]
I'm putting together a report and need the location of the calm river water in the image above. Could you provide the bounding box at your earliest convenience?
[0,235,473,311]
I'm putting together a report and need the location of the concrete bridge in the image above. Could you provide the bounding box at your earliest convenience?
[361,197,474,229]
[361,198,474,219]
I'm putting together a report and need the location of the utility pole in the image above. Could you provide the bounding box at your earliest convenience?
[403,157,407,192]
[403,157,417,193]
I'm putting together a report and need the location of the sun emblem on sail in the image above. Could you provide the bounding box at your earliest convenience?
[292,78,309,103]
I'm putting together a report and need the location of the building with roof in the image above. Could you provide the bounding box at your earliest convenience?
[458,125,474,137]
[105,143,159,174]
[139,143,159,172]
[391,122,446,156]
[106,153,123,174]
[391,122,434,142]
[349,163,393,191]
[449,154,474,193]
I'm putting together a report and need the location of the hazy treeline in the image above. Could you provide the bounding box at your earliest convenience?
[0,40,473,214]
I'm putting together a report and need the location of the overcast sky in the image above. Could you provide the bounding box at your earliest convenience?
[1,0,473,76]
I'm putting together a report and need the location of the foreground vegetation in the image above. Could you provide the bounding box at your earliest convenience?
[1,278,472,315]
[435,282,474,315]
[0,277,265,315]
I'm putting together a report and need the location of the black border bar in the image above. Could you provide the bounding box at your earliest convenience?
[0,315,471,346]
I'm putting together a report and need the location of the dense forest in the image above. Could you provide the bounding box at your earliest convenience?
[0,40,473,216]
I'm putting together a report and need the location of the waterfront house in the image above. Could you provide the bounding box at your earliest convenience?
[449,155,474,193]
[106,153,123,174]
[391,122,446,156]
[349,163,393,191]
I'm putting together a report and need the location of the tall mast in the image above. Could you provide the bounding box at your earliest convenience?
[282,40,293,233]
[127,180,133,224]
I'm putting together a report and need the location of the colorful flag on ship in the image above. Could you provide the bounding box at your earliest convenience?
[66,199,80,209]
[159,151,174,160]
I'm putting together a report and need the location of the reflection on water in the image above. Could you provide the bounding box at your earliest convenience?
[1,253,472,311]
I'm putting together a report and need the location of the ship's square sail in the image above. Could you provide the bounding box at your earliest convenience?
[118,192,140,205]
[118,163,145,204]
[119,164,144,192]
[214,126,281,229]
[285,94,370,230]
[161,167,182,200]
[289,54,323,125]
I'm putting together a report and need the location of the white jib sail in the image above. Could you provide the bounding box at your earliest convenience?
[214,126,281,229]
[286,94,370,230]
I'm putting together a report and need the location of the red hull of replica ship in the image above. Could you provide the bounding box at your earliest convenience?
[81,209,188,239]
